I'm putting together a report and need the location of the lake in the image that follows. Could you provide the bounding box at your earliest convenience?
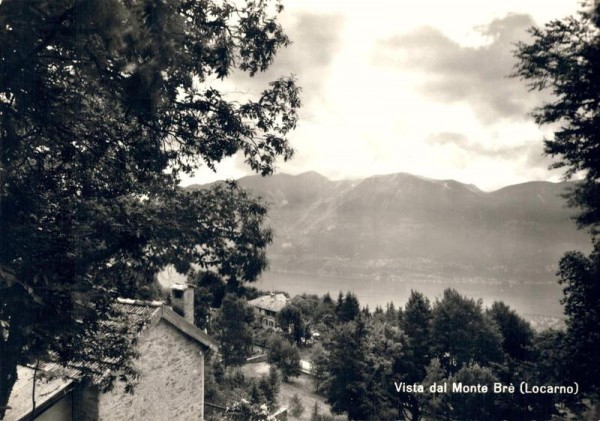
[256,271,565,318]
[158,266,565,318]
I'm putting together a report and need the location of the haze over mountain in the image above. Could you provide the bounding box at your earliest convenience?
[187,171,590,288]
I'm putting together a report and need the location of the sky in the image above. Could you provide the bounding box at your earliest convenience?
[182,0,583,191]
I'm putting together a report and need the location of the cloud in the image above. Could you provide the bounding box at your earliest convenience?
[230,12,345,120]
[426,131,553,173]
[374,14,548,123]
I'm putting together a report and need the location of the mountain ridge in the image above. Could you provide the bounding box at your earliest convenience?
[186,171,589,285]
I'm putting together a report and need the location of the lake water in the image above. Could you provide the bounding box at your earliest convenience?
[158,266,565,318]
[256,271,565,318]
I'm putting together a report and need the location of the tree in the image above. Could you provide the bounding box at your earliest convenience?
[384,302,401,325]
[288,394,305,418]
[556,250,600,396]
[0,0,299,415]
[513,2,600,235]
[419,361,499,420]
[430,289,503,373]
[445,364,499,421]
[402,290,433,380]
[486,301,533,361]
[513,1,600,400]
[418,358,449,420]
[193,286,214,330]
[277,304,305,345]
[474,328,572,421]
[213,294,255,367]
[325,318,371,420]
[367,320,417,420]
[311,401,321,421]
[310,343,329,394]
[267,336,301,382]
[335,291,361,323]
[259,365,280,407]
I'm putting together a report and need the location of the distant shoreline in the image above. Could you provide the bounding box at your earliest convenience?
[257,270,565,319]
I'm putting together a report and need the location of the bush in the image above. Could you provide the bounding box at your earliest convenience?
[289,394,305,418]
[310,401,337,421]
[258,366,280,407]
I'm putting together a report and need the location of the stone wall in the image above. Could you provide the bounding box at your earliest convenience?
[97,320,205,420]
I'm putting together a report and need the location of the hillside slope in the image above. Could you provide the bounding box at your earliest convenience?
[187,172,590,284]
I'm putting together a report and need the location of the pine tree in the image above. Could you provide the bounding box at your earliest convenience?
[402,290,433,380]
[326,317,371,420]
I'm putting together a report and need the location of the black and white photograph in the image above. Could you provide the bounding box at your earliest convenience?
[1,0,600,419]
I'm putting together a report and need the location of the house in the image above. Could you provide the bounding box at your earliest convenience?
[248,293,290,329]
[4,284,217,421]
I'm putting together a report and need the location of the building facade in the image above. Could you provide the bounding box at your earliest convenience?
[248,293,290,329]
[5,284,217,421]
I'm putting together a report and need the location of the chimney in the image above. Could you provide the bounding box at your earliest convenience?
[170,283,195,325]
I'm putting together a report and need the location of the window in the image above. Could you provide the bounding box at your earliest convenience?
[173,290,183,299]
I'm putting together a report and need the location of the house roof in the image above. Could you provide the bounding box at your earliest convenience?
[4,298,218,421]
[4,365,74,421]
[114,298,218,352]
[248,293,290,313]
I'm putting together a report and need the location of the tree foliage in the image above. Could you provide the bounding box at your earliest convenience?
[430,289,503,374]
[513,3,600,234]
[486,301,533,361]
[287,288,571,420]
[402,290,433,381]
[513,1,600,401]
[214,294,255,367]
[267,336,301,382]
[0,0,299,413]
[277,304,305,345]
[556,249,600,396]
[445,364,499,421]
[325,318,371,420]
[335,291,360,323]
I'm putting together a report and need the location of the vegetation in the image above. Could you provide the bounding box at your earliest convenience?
[269,289,576,420]
[201,268,592,419]
[277,304,306,345]
[204,357,281,420]
[513,0,600,405]
[0,0,299,416]
[266,336,301,382]
[289,393,305,418]
[214,294,255,367]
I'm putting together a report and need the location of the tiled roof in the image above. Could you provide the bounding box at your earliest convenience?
[5,298,218,421]
[114,298,217,351]
[114,298,163,325]
[248,293,290,313]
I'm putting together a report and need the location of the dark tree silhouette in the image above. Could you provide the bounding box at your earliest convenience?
[513,1,600,400]
[0,0,300,416]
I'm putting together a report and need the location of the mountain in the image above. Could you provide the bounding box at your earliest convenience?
[187,172,590,285]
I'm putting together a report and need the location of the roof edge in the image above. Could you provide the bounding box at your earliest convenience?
[160,307,218,352]
[16,377,74,421]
